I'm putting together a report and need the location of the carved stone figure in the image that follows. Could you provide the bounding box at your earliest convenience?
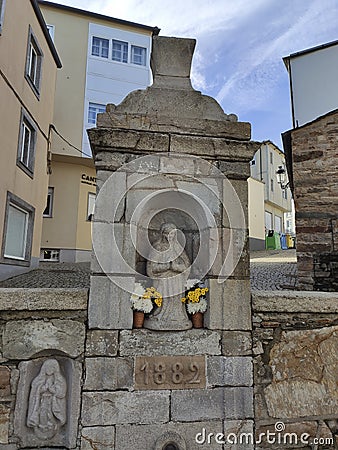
[144,223,192,330]
[27,359,67,440]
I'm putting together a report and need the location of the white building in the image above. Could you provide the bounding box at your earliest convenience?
[283,40,338,127]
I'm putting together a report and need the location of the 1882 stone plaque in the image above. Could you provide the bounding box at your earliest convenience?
[135,355,206,390]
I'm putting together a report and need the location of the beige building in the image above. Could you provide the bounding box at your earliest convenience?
[249,140,294,250]
[39,1,159,262]
[248,177,265,250]
[0,0,61,280]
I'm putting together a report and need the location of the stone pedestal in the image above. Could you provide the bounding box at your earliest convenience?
[87,35,258,449]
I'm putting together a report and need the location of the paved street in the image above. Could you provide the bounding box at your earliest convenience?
[250,249,297,290]
[0,250,297,290]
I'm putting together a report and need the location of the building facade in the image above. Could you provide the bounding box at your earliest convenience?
[283,40,338,291]
[283,40,338,128]
[0,0,61,280]
[249,141,294,250]
[38,1,159,263]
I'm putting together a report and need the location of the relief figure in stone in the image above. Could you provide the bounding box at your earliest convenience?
[144,222,192,330]
[27,359,67,440]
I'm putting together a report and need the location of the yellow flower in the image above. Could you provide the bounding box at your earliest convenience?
[181,297,186,303]
[154,297,162,307]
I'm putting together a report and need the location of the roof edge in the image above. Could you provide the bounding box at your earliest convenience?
[283,38,338,62]
[38,0,160,35]
[30,0,62,68]
[261,139,284,154]
[283,107,338,134]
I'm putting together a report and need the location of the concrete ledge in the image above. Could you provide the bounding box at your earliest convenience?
[0,288,88,310]
[253,290,338,313]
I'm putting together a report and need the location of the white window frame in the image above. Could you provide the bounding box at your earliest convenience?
[112,39,128,63]
[40,249,60,262]
[4,204,28,260]
[25,27,43,96]
[87,192,96,221]
[88,102,106,125]
[275,215,282,234]
[91,36,109,58]
[0,0,6,35]
[131,45,146,66]
[43,187,54,218]
[265,211,273,232]
[17,110,36,176]
[1,192,35,265]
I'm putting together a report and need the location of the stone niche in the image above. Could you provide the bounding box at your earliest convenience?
[13,356,81,449]
[87,35,258,449]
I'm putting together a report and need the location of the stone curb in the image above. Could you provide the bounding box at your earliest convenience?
[253,290,338,313]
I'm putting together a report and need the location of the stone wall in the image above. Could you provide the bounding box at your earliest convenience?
[0,288,336,448]
[283,110,338,291]
[0,288,87,448]
[253,290,338,449]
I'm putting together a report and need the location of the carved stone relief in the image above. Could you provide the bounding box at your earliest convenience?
[26,359,67,440]
[14,356,81,449]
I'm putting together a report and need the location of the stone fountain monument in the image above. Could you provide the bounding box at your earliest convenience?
[85,35,258,449]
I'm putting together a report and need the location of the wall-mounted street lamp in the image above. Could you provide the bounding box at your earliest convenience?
[276,165,289,190]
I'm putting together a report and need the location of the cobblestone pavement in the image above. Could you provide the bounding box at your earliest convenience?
[0,262,91,288]
[0,250,297,290]
[250,249,297,291]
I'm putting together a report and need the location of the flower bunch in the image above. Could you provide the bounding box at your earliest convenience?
[142,287,163,308]
[130,283,162,313]
[181,280,208,314]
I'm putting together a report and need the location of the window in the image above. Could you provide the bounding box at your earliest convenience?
[265,211,273,232]
[87,192,96,221]
[17,110,36,176]
[40,249,59,261]
[1,193,35,264]
[270,179,274,192]
[88,102,106,125]
[275,215,282,234]
[43,187,54,217]
[92,36,109,58]
[112,39,128,63]
[0,0,6,34]
[131,45,146,66]
[46,24,54,41]
[282,188,288,200]
[270,152,273,164]
[25,27,43,95]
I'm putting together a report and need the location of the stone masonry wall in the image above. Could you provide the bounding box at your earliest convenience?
[253,290,338,449]
[0,288,87,449]
[0,288,336,448]
[289,110,338,291]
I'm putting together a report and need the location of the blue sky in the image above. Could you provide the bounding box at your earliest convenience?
[57,0,338,148]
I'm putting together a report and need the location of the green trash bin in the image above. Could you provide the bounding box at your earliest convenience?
[265,230,281,250]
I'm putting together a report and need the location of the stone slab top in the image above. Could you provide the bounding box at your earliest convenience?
[0,288,88,311]
[253,290,338,313]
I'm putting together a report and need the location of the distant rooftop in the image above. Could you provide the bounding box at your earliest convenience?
[38,0,160,35]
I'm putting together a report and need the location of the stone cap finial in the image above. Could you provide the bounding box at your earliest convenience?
[151,36,196,90]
